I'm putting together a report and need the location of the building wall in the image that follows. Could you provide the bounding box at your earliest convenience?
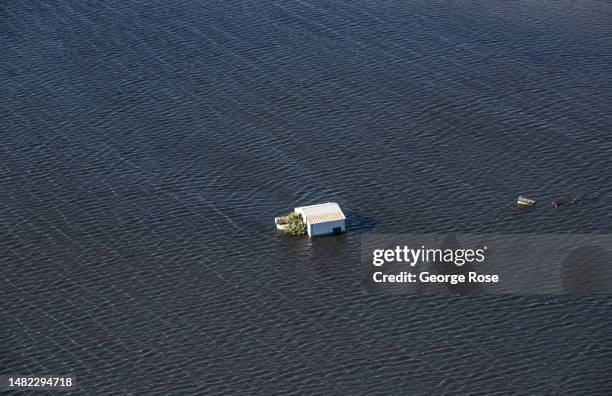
[308,220,346,236]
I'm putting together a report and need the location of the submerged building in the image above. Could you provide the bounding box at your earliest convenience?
[294,202,346,237]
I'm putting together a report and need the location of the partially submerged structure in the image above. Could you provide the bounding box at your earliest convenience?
[275,202,346,237]
[295,202,346,237]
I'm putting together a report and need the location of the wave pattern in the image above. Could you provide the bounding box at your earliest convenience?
[2,0,612,394]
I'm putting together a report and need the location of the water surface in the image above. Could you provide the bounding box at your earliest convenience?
[2,0,612,394]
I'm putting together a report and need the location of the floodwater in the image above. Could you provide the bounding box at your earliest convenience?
[2,0,612,394]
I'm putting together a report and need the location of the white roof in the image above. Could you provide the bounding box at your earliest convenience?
[295,202,345,225]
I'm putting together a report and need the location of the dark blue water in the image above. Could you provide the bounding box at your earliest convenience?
[2,0,612,394]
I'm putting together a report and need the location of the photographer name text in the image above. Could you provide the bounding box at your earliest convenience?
[371,246,499,285]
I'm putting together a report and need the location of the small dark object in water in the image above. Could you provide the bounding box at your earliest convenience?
[552,200,564,208]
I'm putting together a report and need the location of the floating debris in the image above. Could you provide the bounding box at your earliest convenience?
[274,214,291,231]
[517,196,536,206]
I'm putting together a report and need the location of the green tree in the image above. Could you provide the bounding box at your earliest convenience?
[286,213,307,236]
